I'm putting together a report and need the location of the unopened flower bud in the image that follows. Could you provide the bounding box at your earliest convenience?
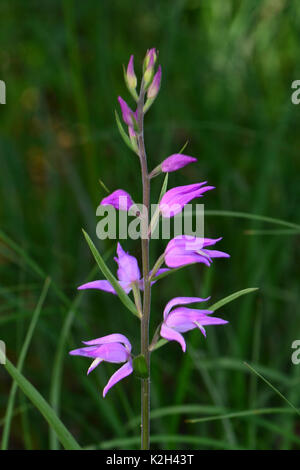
[143,48,157,71]
[147,66,162,99]
[118,96,136,128]
[126,55,137,90]
[143,48,157,87]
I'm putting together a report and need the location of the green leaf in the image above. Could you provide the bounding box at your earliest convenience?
[150,338,168,352]
[208,287,259,312]
[115,110,137,154]
[132,354,149,379]
[82,230,139,317]
[178,139,189,154]
[158,173,168,202]
[0,354,81,450]
[1,278,51,450]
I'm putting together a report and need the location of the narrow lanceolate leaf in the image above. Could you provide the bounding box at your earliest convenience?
[178,140,189,154]
[208,288,259,312]
[150,338,168,352]
[0,353,81,450]
[82,230,139,317]
[115,110,136,153]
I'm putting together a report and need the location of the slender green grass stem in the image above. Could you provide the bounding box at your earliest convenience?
[137,83,151,450]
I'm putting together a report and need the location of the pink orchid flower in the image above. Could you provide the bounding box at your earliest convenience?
[160,297,228,352]
[69,334,133,397]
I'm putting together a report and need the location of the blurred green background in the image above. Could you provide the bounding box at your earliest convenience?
[0,0,300,450]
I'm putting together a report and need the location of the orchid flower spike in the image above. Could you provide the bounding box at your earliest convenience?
[78,242,168,294]
[159,182,214,218]
[69,334,133,397]
[100,189,135,211]
[164,235,230,268]
[161,154,197,173]
[160,297,228,352]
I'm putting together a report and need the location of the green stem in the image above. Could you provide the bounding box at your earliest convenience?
[137,82,151,450]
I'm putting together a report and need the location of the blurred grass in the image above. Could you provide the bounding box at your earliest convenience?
[0,0,300,450]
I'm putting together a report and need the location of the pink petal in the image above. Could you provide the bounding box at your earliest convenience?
[203,249,230,259]
[160,183,214,218]
[78,280,116,294]
[69,346,100,358]
[82,333,132,352]
[77,279,132,295]
[163,296,210,321]
[115,243,141,284]
[103,360,133,397]
[160,324,186,352]
[164,251,211,268]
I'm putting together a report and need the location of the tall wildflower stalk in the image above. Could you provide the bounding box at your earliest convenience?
[137,78,151,450]
[70,49,233,450]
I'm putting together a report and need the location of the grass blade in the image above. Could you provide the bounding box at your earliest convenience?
[205,210,300,230]
[187,407,298,423]
[1,278,51,449]
[0,352,81,450]
[244,362,300,417]
[94,434,246,450]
